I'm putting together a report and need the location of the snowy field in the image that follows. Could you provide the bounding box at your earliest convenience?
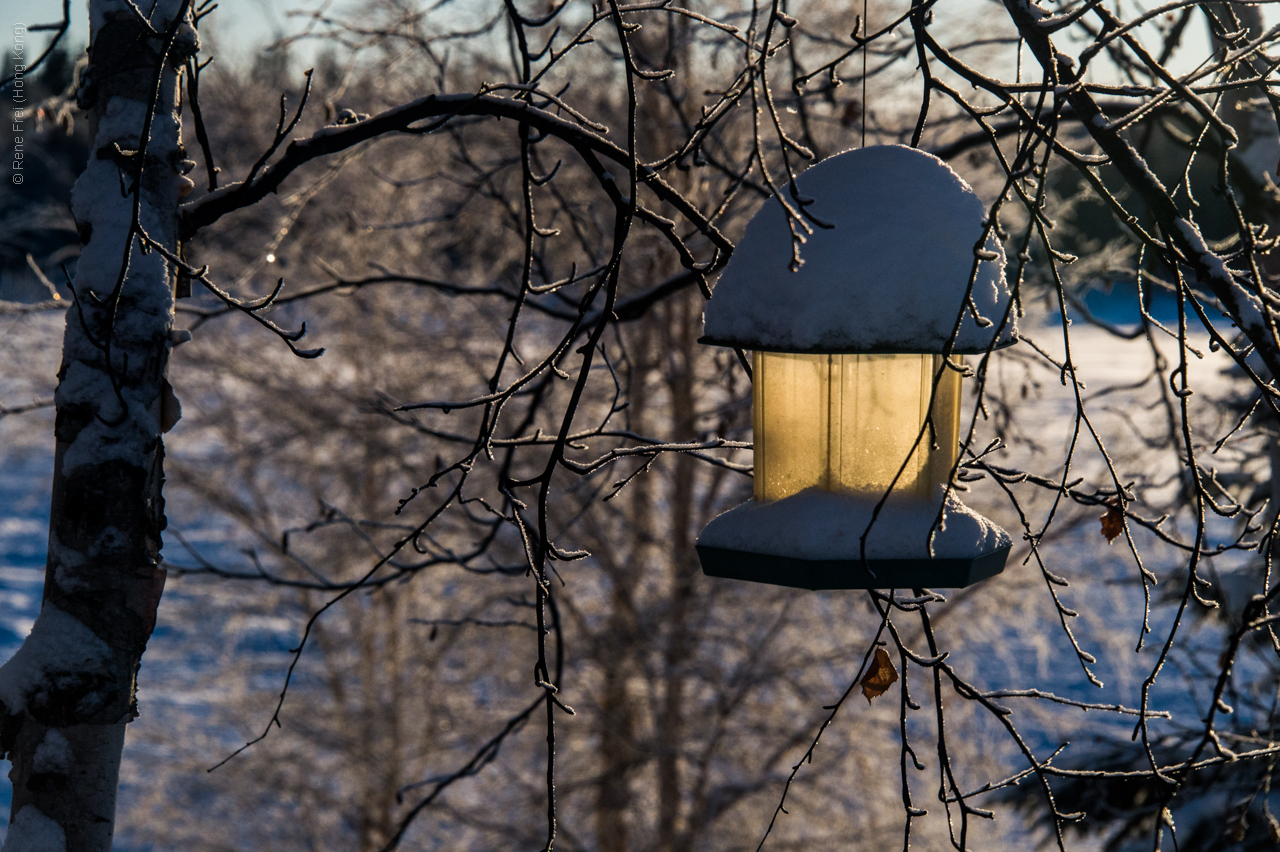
[0,310,60,831]
[0,303,1259,846]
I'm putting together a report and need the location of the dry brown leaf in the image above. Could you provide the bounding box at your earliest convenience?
[859,647,898,704]
[1227,813,1248,843]
[841,100,863,128]
[1100,501,1124,544]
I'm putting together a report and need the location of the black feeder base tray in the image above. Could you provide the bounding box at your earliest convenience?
[696,544,1011,591]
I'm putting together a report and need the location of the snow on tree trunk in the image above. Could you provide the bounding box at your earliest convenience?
[0,2,196,849]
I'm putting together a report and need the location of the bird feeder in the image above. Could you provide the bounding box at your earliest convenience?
[696,145,1015,590]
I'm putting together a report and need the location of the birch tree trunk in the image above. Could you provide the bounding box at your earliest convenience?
[0,2,195,849]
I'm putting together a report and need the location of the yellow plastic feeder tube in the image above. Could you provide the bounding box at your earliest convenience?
[752,351,964,503]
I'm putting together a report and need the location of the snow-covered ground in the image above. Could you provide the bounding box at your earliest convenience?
[0,306,1264,847]
[0,309,60,830]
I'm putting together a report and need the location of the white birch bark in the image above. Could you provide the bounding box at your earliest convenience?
[0,2,196,849]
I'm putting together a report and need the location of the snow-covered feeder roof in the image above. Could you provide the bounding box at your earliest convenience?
[701,145,1015,354]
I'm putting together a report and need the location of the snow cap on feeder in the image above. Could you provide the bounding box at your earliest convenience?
[696,145,1014,591]
[700,144,1015,354]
